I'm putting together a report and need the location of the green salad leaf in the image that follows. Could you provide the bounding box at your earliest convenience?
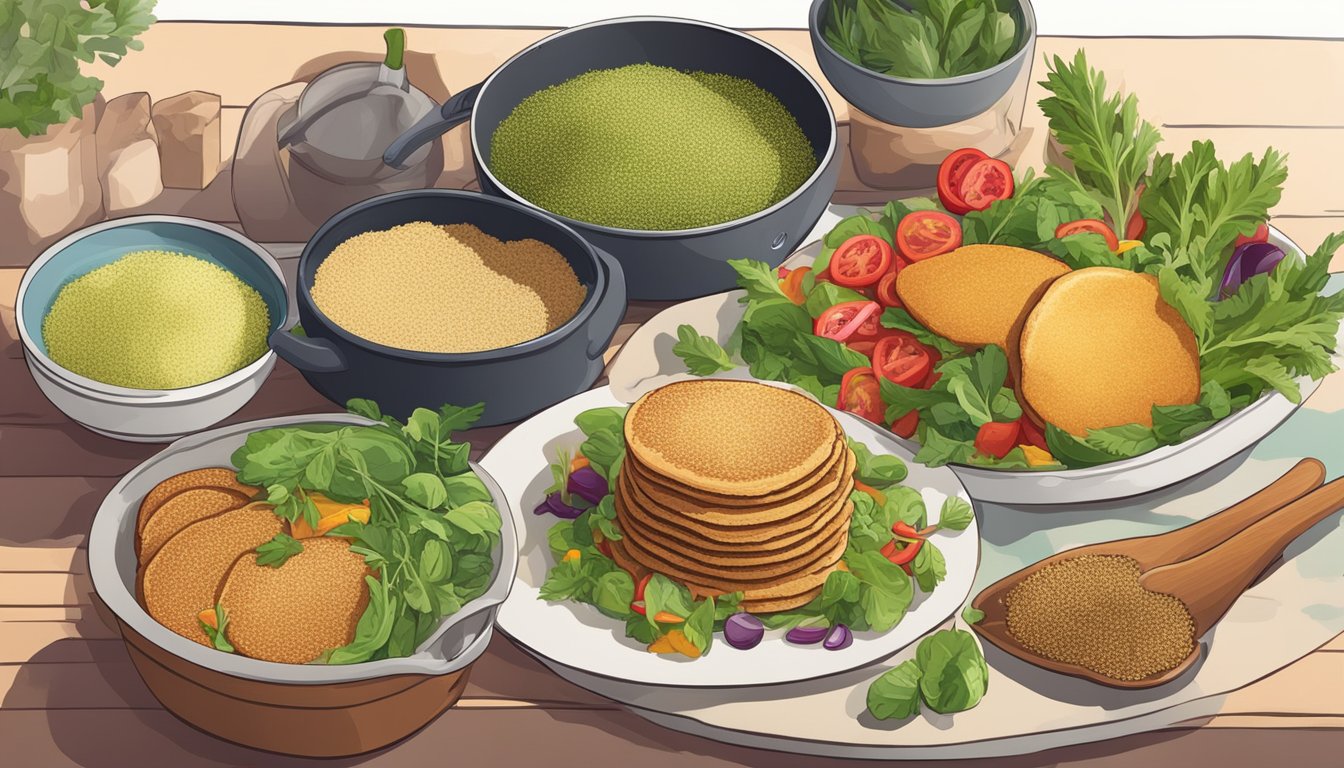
[867,628,988,719]
[672,324,735,376]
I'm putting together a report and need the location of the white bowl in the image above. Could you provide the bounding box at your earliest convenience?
[16,216,289,442]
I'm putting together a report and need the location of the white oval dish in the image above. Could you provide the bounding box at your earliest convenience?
[606,228,1325,506]
[485,385,978,688]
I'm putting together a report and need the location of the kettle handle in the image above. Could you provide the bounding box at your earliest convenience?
[276,88,370,149]
[383,81,482,169]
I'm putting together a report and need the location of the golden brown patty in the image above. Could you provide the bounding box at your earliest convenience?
[1019,267,1201,435]
[606,536,838,613]
[136,468,257,537]
[139,503,284,646]
[612,501,851,592]
[219,537,370,664]
[625,380,840,496]
[623,445,855,528]
[896,244,1070,351]
[617,467,855,550]
[138,487,249,563]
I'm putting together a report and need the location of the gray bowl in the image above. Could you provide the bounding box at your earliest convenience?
[809,0,1037,128]
[88,413,518,684]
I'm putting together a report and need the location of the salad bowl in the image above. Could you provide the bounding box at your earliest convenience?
[607,230,1329,507]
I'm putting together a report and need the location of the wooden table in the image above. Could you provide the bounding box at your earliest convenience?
[2,23,1343,767]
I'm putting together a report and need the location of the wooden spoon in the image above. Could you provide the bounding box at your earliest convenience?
[970,459,1331,689]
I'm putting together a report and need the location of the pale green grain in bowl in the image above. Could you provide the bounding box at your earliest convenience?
[42,250,271,390]
[489,63,817,231]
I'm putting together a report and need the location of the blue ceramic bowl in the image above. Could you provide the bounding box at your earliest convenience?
[16,216,289,442]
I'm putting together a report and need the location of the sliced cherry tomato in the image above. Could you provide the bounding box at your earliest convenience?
[780,266,810,305]
[1018,416,1048,451]
[937,148,988,215]
[814,300,881,343]
[876,271,902,307]
[891,409,919,439]
[974,421,1022,459]
[896,211,963,261]
[847,339,877,358]
[873,332,932,388]
[838,367,884,424]
[631,601,647,616]
[830,235,894,288]
[922,350,942,388]
[958,158,1014,211]
[1234,222,1270,248]
[814,270,833,285]
[1055,218,1120,251]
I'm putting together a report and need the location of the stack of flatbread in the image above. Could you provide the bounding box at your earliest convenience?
[608,380,856,612]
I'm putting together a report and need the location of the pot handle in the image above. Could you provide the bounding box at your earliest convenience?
[586,250,628,360]
[269,328,348,374]
[383,81,482,169]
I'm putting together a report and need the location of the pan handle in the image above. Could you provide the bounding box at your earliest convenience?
[383,81,482,169]
[269,328,348,374]
[586,250,628,360]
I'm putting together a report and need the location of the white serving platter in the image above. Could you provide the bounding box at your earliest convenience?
[484,384,979,688]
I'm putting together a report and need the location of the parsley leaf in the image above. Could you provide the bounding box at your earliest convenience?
[672,324,735,376]
[254,532,304,568]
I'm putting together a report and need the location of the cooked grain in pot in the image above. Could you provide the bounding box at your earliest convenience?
[1003,554,1195,682]
[311,222,586,353]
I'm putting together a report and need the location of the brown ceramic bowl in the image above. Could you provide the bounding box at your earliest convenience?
[88,415,518,757]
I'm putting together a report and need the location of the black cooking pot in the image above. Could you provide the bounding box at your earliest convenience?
[383,17,840,301]
[269,189,626,426]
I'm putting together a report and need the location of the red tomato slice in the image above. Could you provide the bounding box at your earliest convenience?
[974,421,1022,459]
[922,350,942,388]
[896,211,963,262]
[814,300,881,343]
[830,235,894,288]
[890,409,919,439]
[958,158,1014,211]
[873,332,933,388]
[1234,222,1270,248]
[1055,218,1120,251]
[936,148,988,215]
[876,271,902,308]
[838,368,884,424]
[847,339,877,358]
[1018,416,1048,451]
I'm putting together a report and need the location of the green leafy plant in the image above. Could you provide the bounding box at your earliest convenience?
[0,0,157,137]
[231,399,501,665]
[822,0,1018,79]
[866,627,989,718]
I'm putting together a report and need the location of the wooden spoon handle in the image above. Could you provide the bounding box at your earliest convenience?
[1142,476,1344,635]
[1138,459,1325,565]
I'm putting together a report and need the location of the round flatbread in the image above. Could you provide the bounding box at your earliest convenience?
[624,380,840,496]
[136,467,257,537]
[138,487,249,563]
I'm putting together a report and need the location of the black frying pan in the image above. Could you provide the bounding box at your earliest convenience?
[383,17,840,301]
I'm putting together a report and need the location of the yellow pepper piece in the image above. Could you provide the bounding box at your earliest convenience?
[569,455,590,474]
[666,629,703,659]
[197,608,218,630]
[652,611,684,624]
[1022,445,1057,466]
[1115,239,1143,254]
[835,560,849,572]
[648,634,678,654]
[291,493,372,538]
[853,480,886,507]
[562,549,582,563]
